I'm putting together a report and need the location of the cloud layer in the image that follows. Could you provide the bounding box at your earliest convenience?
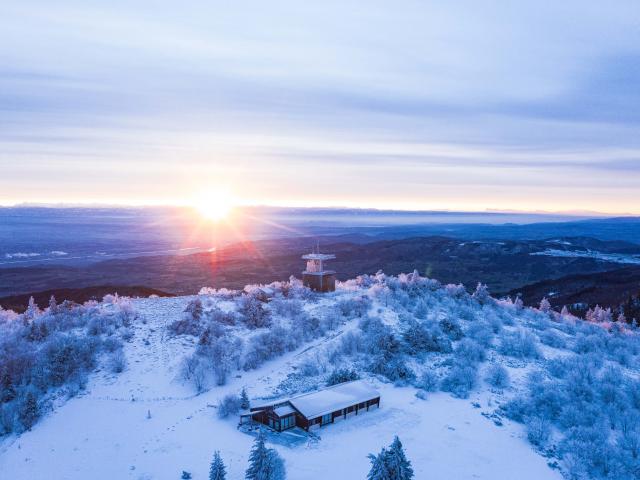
[1,1,639,212]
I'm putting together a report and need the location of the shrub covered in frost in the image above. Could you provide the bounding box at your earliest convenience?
[484,363,510,389]
[503,359,640,479]
[0,299,134,434]
[238,295,271,329]
[498,330,540,359]
[218,393,243,418]
[440,363,477,398]
[455,338,486,364]
[465,321,494,347]
[326,367,360,386]
[439,317,464,340]
[337,296,371,318]
[402,321,452,354]
[418,370,439,392]
[525,416,551,447]
[109,349,127,373]
[538,329,566,349]
[368,355,416,384]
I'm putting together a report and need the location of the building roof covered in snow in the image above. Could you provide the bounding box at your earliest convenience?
[288,380,379,419]
[301,253,335,260]
[273,405,297,417]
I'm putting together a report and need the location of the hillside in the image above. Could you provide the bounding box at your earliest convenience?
[505,266,640,314]
[1,273,639,479]
[2,235,636,299]
[0,285,174,313]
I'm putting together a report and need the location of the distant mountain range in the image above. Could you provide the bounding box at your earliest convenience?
[2,234,639,313]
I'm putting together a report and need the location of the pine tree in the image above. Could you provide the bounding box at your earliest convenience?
[386,436,414,480]
[245,433,286,480]
[367,447,392,480]
[49,295,58,314]
[209,451,227,480]
[240,387,250,410]
[560,305,569,317]
[24,296,40,321]
[367,437,414,480]
[472,283,490,304]
[539,297,551,313]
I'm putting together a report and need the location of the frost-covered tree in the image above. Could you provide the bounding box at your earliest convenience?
[367,447,392,480]
[472,283,491,304]
[23,296,40,321]
[239,296,271,329]
[585,305,613,323]
[209,451,227,480]
[170,298,205,335]
[185,298,203,322]
[539,297,551,313]
[367,437,413,480]
[48,295,59,314]
[386,436,414,480]
[245,433,286,480]
[240,387,250,410]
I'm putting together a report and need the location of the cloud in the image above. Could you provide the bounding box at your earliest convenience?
[0,1,639,211]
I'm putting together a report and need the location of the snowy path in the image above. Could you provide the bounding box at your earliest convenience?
[0,296,561,480]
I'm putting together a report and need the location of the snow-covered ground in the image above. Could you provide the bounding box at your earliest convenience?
[531,248,640,265]
[0,293,561,480]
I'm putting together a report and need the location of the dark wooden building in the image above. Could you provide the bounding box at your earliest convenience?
[301,251,336,293]
[242,380,380,432]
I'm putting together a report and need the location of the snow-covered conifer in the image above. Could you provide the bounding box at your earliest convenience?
[48,295,58,314]
[386,436,414,480]
[245,433,286,480]
[209,451,227,480]
[367,447,392,480]
[23,296,40,321]
[240,387,250,410]
[473,283,491,304]
[539,297,551,313]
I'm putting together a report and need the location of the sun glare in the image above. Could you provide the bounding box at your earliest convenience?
[193,191,234,221]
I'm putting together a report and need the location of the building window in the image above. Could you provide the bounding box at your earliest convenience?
[280,415,294,430]
[321,414,332,425]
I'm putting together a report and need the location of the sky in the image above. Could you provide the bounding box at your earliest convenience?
[1,1,639,213]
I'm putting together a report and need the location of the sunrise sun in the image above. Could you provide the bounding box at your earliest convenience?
[193,190,234,221]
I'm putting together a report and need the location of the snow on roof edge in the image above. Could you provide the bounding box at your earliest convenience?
[288,380,380,419]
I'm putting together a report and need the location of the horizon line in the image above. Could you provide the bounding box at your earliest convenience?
[0,201,636,218]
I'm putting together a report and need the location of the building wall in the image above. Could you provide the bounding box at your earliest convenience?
[302,273,336,292]
[248,396,380,431]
